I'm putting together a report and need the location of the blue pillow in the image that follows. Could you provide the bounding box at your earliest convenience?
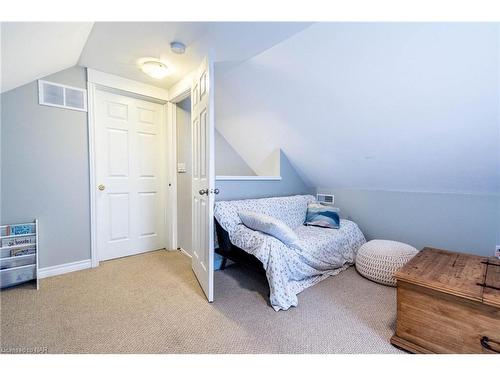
[305,203,340,229]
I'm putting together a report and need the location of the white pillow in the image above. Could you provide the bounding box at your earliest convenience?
[238,211,302,250]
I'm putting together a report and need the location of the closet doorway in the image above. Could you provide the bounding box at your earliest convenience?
[93,89,166,261]
[175,97,192,257]
[88,69,170,267]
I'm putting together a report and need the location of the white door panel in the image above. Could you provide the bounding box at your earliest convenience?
[191,57,215,302]
[95,90,165,261]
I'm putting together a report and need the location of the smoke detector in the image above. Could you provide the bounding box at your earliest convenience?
[170,41,186,54]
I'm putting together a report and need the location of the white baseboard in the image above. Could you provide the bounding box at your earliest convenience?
[179,247,192,258]
[38,259,92,279]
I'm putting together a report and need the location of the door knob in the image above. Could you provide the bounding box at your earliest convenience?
[210,188,219,195]
[98,184,106,191]
[199,189,208,195]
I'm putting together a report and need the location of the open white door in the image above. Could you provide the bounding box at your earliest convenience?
[191,57,215,302]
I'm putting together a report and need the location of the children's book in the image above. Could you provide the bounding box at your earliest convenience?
[2,235,36,248]
[10,224,35,235]
[10,247,36,257]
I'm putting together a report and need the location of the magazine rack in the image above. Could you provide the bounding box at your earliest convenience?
[0,220,39,290]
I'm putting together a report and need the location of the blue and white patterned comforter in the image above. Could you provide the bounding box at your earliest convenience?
[214,195,366,311]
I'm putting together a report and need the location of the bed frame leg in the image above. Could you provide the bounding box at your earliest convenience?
[220,257,228,270]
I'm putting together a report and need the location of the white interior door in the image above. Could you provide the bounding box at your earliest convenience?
[191,57,215,301]
[94,89,166,261]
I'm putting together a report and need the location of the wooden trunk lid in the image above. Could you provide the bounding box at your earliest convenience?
[483,257,500,308]
[394,247,500,308]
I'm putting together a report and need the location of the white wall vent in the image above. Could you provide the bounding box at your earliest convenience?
[317,193,335,206]
[38,80,87,112]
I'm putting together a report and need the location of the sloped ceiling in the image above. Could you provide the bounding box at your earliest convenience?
[2,22,311,93]
[215,23,500,194]
[79,22,312,89]
[3,22,498,194]
[1,22,94,93]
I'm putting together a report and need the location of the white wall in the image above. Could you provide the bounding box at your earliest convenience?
[215,23,500,255]
[216,151,313,201]
[215,129,256,176]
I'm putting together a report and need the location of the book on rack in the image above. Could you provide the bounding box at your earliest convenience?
[9,224,35,236]
[2,235,36,248]
[10,246,36,257]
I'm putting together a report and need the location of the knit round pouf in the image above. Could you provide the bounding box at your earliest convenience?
[355,240,418,286]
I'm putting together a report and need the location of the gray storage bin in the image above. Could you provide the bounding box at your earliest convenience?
[0,254,36,270]
[0,264,36,289]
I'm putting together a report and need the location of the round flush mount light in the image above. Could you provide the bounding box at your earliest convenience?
[141,60,169,79]
[170,41,186,54]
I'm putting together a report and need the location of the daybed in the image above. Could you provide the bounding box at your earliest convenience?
[214,195,366,311]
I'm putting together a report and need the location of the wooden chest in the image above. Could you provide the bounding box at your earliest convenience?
[391,248,500,354]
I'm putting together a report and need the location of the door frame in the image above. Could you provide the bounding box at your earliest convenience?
[87,68,171,268]
[164,73,193,252]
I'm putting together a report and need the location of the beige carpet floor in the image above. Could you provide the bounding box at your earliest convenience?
[1,250,401,354]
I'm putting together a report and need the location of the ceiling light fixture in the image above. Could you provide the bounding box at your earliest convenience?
[170,41,186,54]
[141,60,169,79]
